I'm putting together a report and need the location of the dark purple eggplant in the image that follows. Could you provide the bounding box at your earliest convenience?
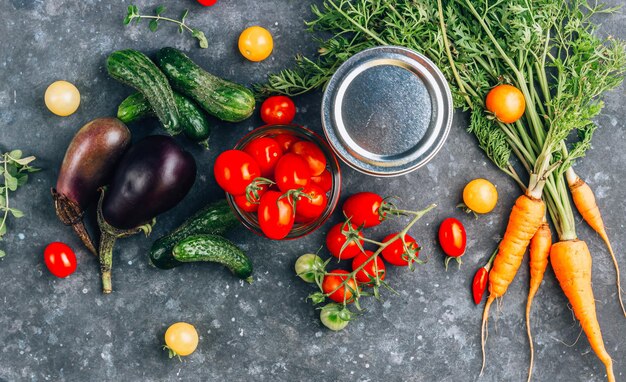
[52,117,131,255]
[97,135,196,293]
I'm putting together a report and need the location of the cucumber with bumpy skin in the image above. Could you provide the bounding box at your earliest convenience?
[118,92,212,147]
[149,199,238,269]
[107,49,181,134]
[156,47,255,122]
[173,234,253,282]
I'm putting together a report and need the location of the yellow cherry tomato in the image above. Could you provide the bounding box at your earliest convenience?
[164,322,199,357]
[485,84,525,124]
[45,80,81,116]
[238,26,273,62]
[462,178,498,214]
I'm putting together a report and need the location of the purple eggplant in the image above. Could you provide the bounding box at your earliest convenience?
[97,135,196,293]
[52,118,131,255]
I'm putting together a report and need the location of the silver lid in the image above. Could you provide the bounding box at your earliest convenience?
[321,46,453,177]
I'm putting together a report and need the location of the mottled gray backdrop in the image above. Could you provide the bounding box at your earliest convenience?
[0,0,625,381]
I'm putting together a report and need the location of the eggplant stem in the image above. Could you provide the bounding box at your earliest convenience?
[51,188,98,256]
[96,188,144,294]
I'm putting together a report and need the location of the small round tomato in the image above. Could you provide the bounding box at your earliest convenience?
[197,0,217,5]
[274,153,310,192]
[320,303,351,331]
[261,96,296,125]
[326,222,364,260]
[238,26,273,62]
[258,191,295,239]
[463,178,498,214]
[381,233,420,266]
[213,150,261,195]
[290,141,327,177]
[44,242,77,278]
[322,269,357,303]
[233,183,269,213]
[485,84,525,124]
[342,192,385,228]
[45,81,80,117]
[273,134,300,152]
[439,218,466,258]
[352,250,385,285]
[295,253,325,283]
[295,184,328,220]
[164,322,198,357]
[243,137,283,177]
[310,169,333,193]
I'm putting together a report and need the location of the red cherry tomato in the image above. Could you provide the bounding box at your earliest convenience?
[243,137,283,177]
[274,134,300,152]
[326,222,363,260]
[233,184,269,213]
[214,150,261,195]
[258,191,294,239]
[342,192,386,228]
[261,96,296,125]
[274,153,311,192]
[381,233,420,266]
[295,184,328,220]
[197,0,217,6]
[44,242,77,278]
[322,269,357,303]
[310,169,333,193]
[289,141,327,177]
[439,218,467,257]
[352,250,385,285]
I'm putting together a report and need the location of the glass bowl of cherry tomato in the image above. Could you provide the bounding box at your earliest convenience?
[220,124,341,240]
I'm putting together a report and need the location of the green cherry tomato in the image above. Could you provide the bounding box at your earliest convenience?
[320,303,351,331]
[295,253,325,283]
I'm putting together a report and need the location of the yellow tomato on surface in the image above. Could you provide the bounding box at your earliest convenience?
[485,84,525,124]
[164,322,199,357]
[238,26,273,62]
[462,178,498,214]
[45,80,81,116]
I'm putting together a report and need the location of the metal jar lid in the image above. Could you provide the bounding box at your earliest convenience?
[321,46,453,177]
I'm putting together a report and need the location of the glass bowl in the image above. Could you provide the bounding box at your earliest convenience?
[227,124,342,240]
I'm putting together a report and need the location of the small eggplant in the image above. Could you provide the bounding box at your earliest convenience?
[52,118,131,255]
[97,135,196,293]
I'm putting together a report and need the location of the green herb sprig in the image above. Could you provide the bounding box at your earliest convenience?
[123,5,208,49]
[0,150,38,258]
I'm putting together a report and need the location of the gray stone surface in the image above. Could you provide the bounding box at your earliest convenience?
[0,0,625,381]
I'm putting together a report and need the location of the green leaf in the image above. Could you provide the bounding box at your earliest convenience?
[8,150,22,160]
[10,209,23,218]
[16,174,28,186]
[181,9,189,23]
[4,173,17,191]
[155,5,166,15]
[178,24,183,34]
[0,223,6,236]
[0,249,5,258]
[12,156,36,166]
[123,5,134,25]
[149,19,159,32]
[192,29,208,49]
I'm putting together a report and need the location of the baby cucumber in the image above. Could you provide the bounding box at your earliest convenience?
[107,49,181,134]
[149,199,239,269]
[118,92,212,147]
[173,235,253,282]
[156,47,255,123]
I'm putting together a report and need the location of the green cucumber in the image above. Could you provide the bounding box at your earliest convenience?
[149,199,239,269]
[107,49,181,134]
[118,92,212,147]
[156,47,255,122]
[172,234,253,282]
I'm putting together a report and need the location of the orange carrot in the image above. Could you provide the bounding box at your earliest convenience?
[481,194,545,374]
[567,170,625,317]
[525,220,552,382]
[550,240,615,382]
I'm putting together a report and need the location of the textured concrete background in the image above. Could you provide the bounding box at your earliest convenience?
[0,0,625,381]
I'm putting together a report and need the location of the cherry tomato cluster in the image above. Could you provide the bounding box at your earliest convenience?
[213,127,333,240]
[295,193,436,330]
